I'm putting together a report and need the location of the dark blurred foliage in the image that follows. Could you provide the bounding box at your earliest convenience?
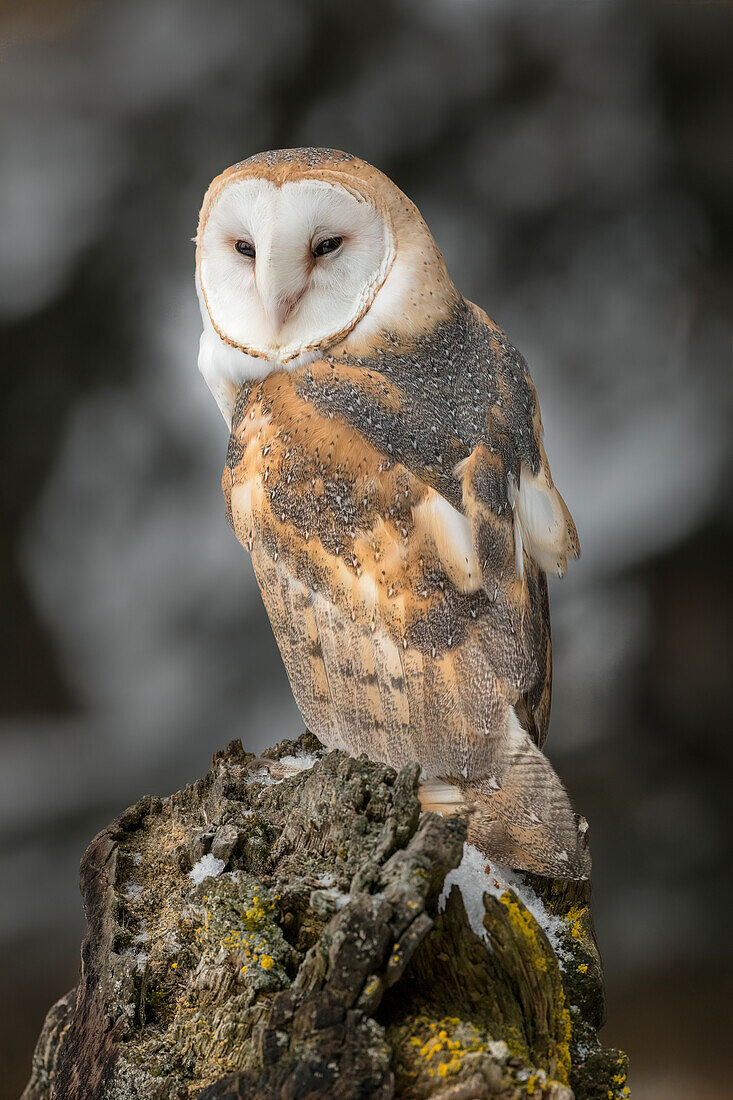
[0,1,731,1096]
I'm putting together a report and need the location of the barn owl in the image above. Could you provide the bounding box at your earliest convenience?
[196,148,589,879]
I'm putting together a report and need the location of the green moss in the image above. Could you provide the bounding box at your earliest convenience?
[113,927,136,951]
[571,1047,630,1100]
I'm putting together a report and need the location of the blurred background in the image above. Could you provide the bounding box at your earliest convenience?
[0,0,730,1096]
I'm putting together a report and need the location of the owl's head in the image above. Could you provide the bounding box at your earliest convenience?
[196,149,456,372]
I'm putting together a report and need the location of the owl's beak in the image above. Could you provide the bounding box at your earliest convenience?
[268,294,302,332]
[255,246,306,336]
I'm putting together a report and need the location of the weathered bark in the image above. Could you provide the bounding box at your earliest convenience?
[23,735,628,1100]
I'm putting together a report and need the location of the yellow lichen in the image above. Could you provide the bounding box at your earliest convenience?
[406,1015,488,1083]
[565,904,590,943]
[498,892,549,972]
[552,993,573,1086]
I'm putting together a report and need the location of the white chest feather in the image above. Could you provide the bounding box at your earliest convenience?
[509,465,575,577]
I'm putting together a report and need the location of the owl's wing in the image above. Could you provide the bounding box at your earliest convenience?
[454,302,579,583]
[455,419,579,586]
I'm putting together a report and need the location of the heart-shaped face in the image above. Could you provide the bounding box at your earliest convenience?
[197,175,394,363]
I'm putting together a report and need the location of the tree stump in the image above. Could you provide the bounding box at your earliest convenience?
[23,735,628,1099]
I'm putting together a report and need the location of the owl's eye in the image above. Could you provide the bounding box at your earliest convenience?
[313,236,343,258]
[235,239,255,259]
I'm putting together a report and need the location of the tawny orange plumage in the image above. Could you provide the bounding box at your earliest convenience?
[196,148,589,879]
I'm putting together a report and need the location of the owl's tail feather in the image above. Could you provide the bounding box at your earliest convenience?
[420,743,591,880]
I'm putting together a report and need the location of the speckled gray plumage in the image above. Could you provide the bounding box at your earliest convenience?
[210,147,585,878]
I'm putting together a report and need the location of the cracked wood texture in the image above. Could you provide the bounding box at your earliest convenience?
[23,735,628,1100]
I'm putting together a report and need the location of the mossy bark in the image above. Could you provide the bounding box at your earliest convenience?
[23,735,628,1100]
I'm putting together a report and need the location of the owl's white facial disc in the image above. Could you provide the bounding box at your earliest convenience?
[198,178,393,364]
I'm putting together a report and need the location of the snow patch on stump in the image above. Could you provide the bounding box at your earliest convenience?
[188,853,225,885]
[438,842,567,962]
